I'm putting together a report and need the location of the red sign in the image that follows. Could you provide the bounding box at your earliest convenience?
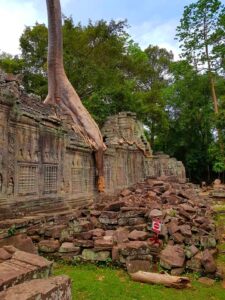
[152,219,162,234]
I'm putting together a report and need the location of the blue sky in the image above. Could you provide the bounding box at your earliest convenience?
[0,0,224,58]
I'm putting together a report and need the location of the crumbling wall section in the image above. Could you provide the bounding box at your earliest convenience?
[0,70,186,218]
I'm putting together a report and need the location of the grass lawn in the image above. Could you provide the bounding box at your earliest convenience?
[54,263,225,300]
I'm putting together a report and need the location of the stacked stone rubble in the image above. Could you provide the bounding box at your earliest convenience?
[0,177,219,277]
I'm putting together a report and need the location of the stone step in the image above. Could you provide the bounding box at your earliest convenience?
[0,248,53,291]
[0,275,72,300]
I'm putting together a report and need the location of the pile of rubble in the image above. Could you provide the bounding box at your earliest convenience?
[0,177,220,277]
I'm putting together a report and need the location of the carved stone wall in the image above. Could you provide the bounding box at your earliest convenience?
[0,70,186,218]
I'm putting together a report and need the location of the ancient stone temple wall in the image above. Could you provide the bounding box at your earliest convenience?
[0,71,186,218]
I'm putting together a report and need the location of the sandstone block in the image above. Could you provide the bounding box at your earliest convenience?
[38,240,60,253]
[128,230,148,241]
[201,249,217,273]
[126,260,151,273]
[59,243,80,253]
[82,249,110,261]
[0,275,72,300]
[160,245,185,270]
[0,234,37,254]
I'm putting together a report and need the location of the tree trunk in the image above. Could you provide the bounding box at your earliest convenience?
[45,0,105,192]
[130,271,190,289]
[209,72,219,114]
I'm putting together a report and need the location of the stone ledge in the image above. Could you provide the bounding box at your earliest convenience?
[0,275,72,300]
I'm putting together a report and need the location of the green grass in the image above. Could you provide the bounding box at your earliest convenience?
[54,263,225,300]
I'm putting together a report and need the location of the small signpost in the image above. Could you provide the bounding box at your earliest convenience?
[149,218,162,246]
[152,219,162,234]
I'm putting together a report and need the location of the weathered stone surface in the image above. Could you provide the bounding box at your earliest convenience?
[126,260,151,273]
[128,230,148,241]
[0,235,37,254]
[113,228,129,244]
[0,275,72,300]
[38,240,60,253]
[45,225,67,239]
[82,249,110,261]
[167,221,179,235]
[94,236,114,250]
[201,249,217,273]
[99,211,118,225]
[185,245,199,259]
[149,209,163,219]
[186,252,203,272]
[90,228,105,238]
[104,201,125,211]
[198,277,215,286]
[0,248,12,261]
[59,243,80,253]
[118,241,150,257]
[60,229,74,243]
[172,232,185,244]
[160,245,185,269]
[179,204,195,213]
[74,240,94,248]
[0,250,52,291]
[179,225,192,237]
[171,268,185,276]
[120,189,132,197]
[200,236,217,249]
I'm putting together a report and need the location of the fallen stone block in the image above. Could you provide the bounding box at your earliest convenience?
[198,277,215,286]
[59,243,80,254]
[201,249,217,273]
[0,248,12,262]
[82,249,110,261]
[0,234,37,254]
[0,275,72,300]
[44,225,67,239]
[0,250,52,291]
[186,252,203,272]
[128,230,148,241]
[94,236,114,250]
[160,245,185,270]
[126,260,151,273]
[104,201,125,211]
[38,240,60,253]
[74,239,94,248]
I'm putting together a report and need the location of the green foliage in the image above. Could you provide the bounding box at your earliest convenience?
[7,224,16,237]
[176,0,225,71]
[156,60,215,181]
[0,52,24,74]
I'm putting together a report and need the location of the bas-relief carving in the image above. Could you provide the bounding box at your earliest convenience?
[0,173,3,193]
[17,125,39,162]
[40,130,60,164]
[0,78,186,214]
[7,126,15,196]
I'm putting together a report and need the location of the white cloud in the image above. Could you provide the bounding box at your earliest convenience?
[128,20,181,60]
[0,0,45,55]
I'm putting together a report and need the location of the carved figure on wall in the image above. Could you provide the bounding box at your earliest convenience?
[0,174,3,193]
[7,177,14,196]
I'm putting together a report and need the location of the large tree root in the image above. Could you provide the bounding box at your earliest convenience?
[130,271,191,289]
[45,0,105,192]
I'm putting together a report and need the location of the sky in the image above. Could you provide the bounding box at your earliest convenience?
[0,0,221,59]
